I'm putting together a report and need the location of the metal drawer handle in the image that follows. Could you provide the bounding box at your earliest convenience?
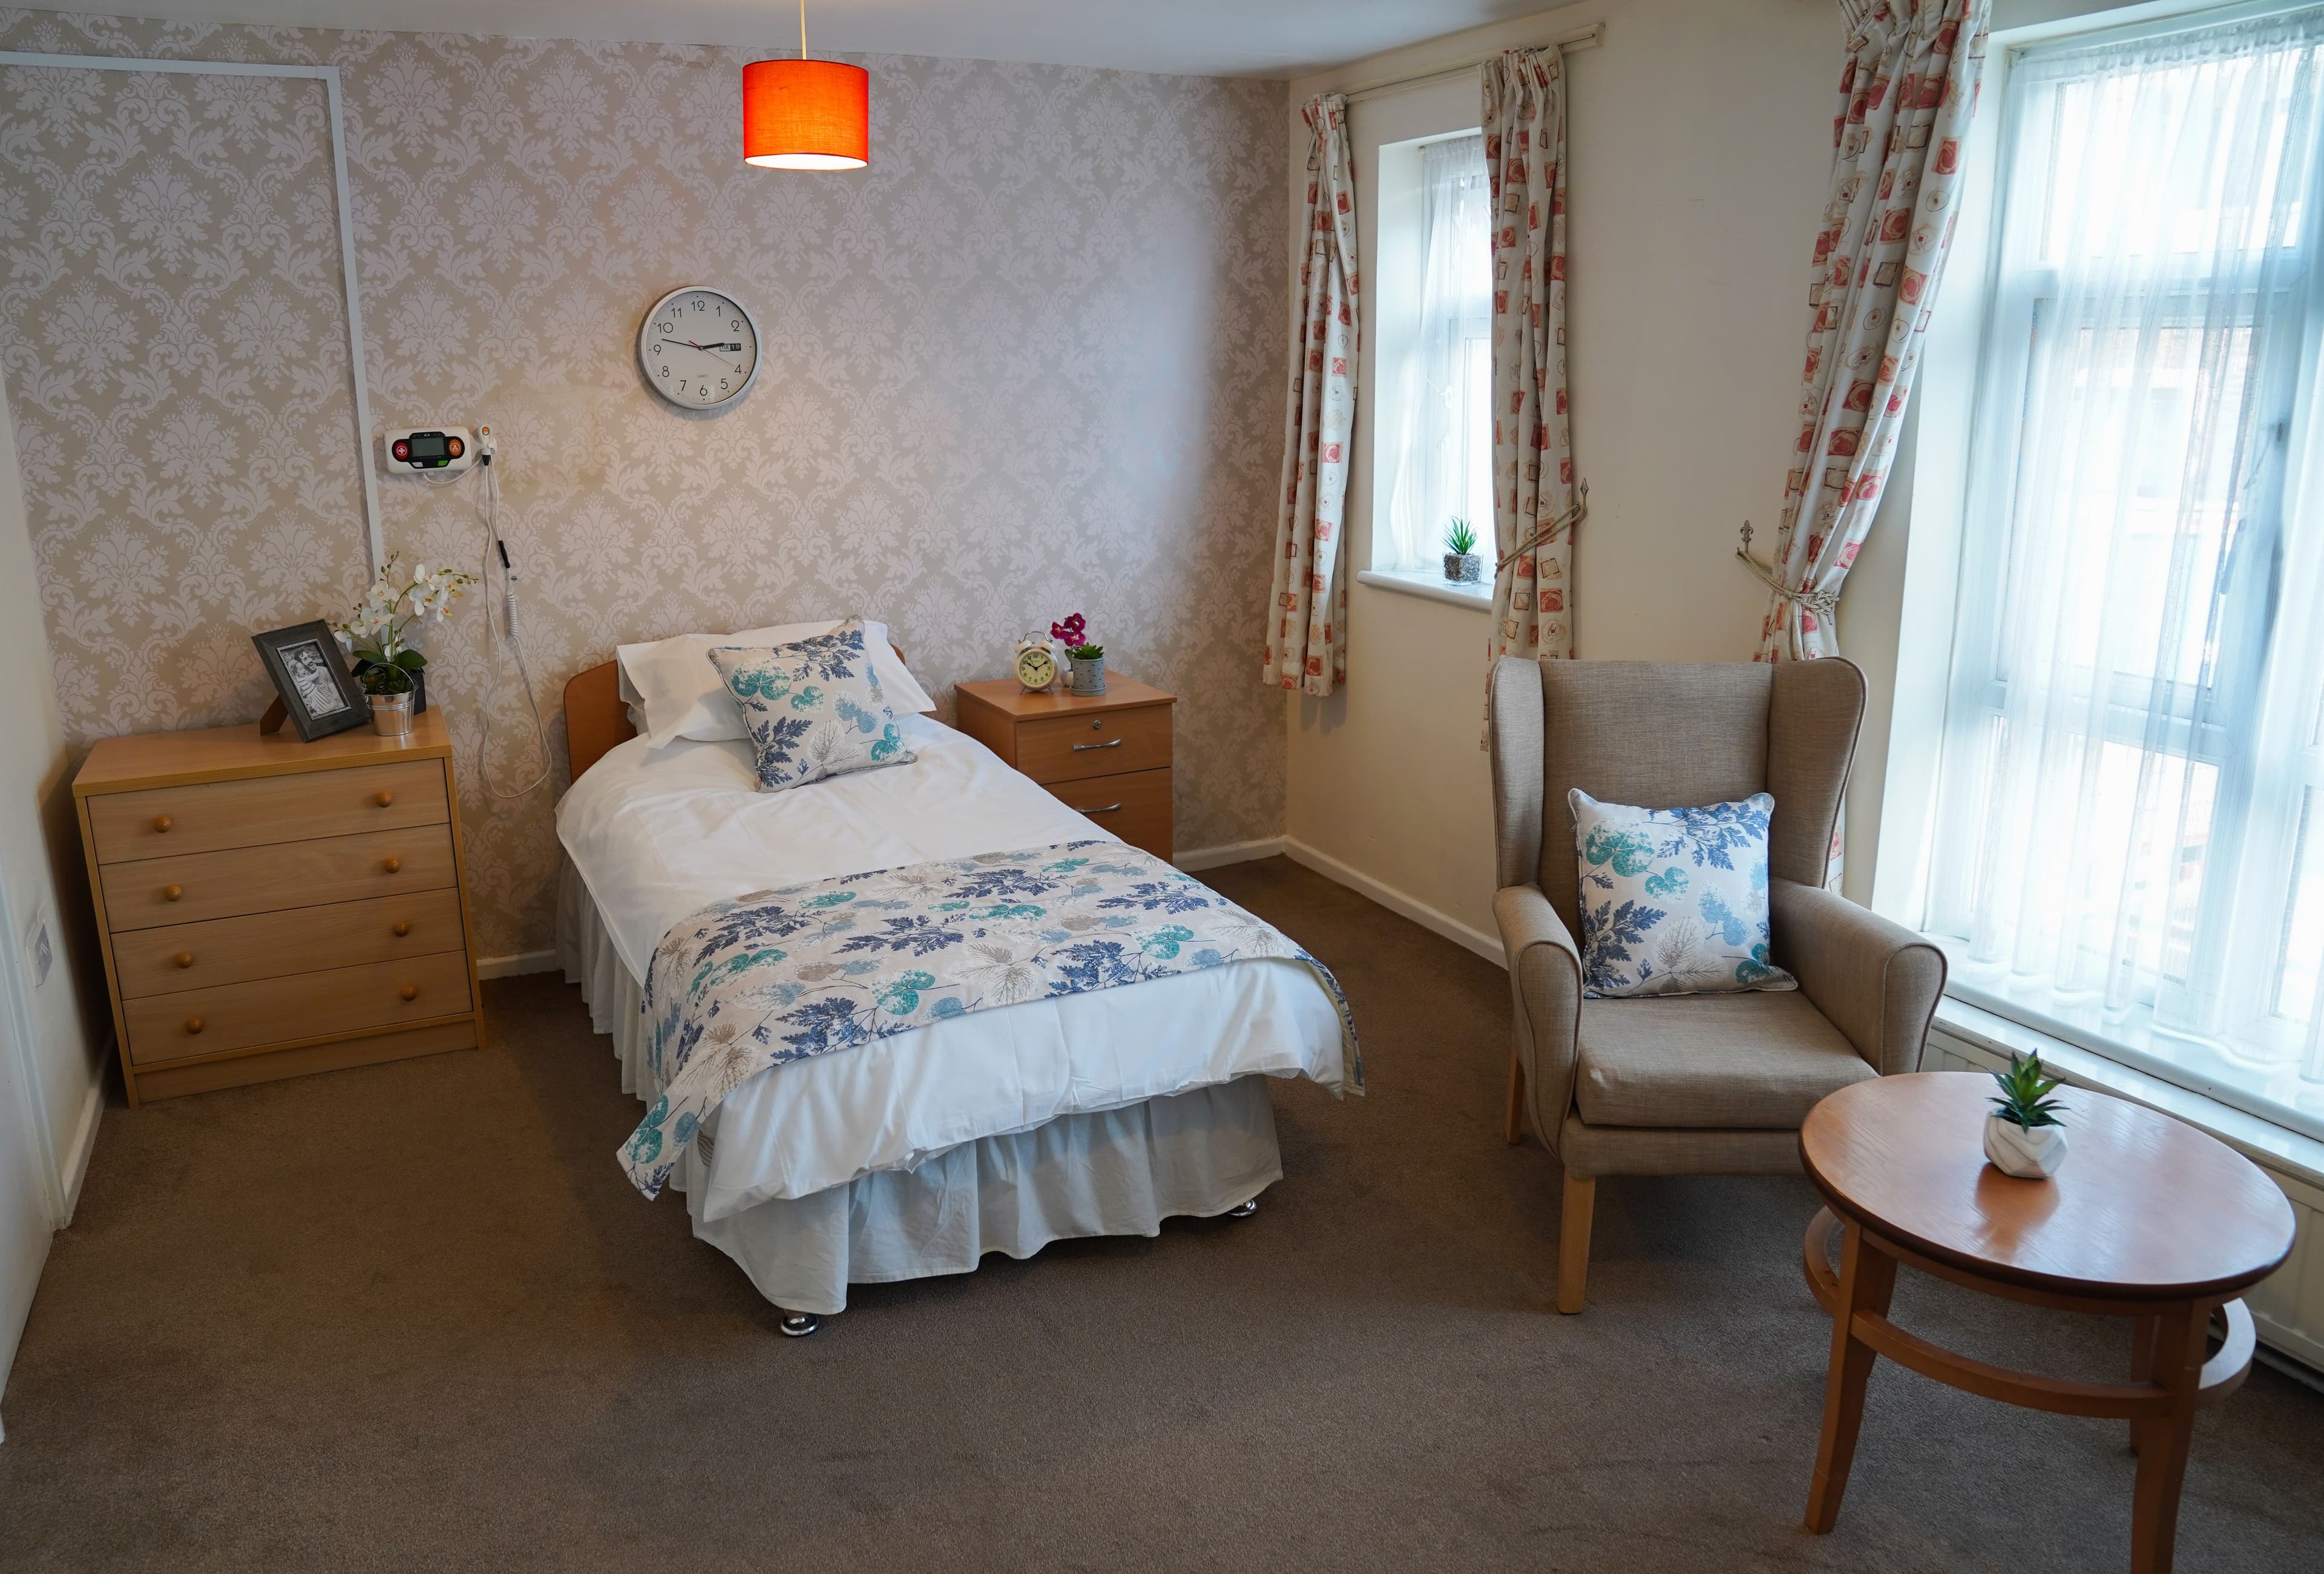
[162,884,184,902]
[382,857,403,874]
[398,983,419,1002]
[376,790,395,808]
[183,1016,204,1035]
[392,920,412,937]
[1075,803,1124,815]
[174,952,194,969]
[153,815,172,832]
[1071,739,1122,752]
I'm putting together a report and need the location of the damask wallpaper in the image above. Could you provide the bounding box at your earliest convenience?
[0,10,1288,958]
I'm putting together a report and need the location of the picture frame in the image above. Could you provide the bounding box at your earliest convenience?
[252,621,369,742]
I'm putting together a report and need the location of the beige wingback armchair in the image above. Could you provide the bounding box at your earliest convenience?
[1488,656,1945,1314]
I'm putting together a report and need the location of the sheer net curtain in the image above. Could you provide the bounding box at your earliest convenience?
[1929,5,2324,1138]
[1384,134,1493,573]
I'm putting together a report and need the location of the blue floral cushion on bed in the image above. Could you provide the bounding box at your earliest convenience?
[708,620,914,792]
[1568,788,1795,999]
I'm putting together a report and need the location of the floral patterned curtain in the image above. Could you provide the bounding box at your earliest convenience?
[1752,0,1991,661]
[1483,49,1574,669]
[1265,94,1357,696]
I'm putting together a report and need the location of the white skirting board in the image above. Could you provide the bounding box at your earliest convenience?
[1175,838,1285,872]
[1280,839,1503,965]
[1923,1022,2324,1379]
[56,1073,101,1227]
[478,950,559,979]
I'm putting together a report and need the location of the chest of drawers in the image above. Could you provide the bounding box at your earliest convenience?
[954,674,1175,861]
[73,709,482,1103]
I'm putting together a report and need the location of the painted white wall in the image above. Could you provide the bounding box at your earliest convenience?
[1284,0,1838,949]
[0,357,108,1432]
[1282,0,2161,952]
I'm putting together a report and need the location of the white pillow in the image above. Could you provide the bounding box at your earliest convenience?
[617,617,934,749]
[1567,788,1797,999]
[711,623,915,792]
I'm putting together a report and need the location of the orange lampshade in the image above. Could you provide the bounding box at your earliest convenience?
[743,58,868,170]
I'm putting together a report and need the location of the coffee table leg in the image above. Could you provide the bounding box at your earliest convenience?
[2130,1301,2208,1574]
[2129,1314,2159,1455]
[1805,1219,1897,1534]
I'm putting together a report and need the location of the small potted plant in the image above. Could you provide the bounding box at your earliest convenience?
[1052,613,1106,696]
[335,555,475,736]
[1443,518,1483,584]
[1983,1051,2069,1179]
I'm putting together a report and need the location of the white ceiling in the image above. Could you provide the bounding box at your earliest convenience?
[32,1,1558,77]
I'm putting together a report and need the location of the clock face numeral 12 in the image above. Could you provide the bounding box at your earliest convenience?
[638,286,760,412]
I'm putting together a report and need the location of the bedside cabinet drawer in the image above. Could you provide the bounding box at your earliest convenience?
[87,760,449,864]
[123,950,474,1066]
[100,826,459,931]
[1046,768,1173,860]
[1015,705,1171,785]
[113,889,468,999]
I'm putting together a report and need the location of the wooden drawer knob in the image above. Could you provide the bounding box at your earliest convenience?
[382,857,403,874]
[162,884,183,902]
[183,1016,204,1035]
[173,952,194,969]
[391,920,412,937]
[375,790,395,807]
[153,814,172,832]
[398,983,419,1002]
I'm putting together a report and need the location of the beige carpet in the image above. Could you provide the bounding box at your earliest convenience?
[1,857,2317,1571]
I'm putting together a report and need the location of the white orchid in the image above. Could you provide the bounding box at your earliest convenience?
[333,552,476,696]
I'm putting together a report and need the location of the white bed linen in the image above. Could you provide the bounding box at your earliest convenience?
[559,874,1282,1315]
[555,715,1350,1211]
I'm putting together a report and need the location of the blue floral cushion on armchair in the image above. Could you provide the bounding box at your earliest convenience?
[708,620,914,792]
[1567,788,1796,999]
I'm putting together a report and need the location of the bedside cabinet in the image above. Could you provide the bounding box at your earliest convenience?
[73,708,482,1104]
[954,676,1175,861]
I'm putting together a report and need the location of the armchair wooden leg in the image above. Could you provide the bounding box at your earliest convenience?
[1557,1172,1595,1314]
[1504,1046,1526,1145]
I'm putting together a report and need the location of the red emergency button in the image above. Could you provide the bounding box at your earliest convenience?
[392,439,410,460]
[445,436,464,458]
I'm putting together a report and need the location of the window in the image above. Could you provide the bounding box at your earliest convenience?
[1378,131,1493,580]
[1928,4,2324,1140]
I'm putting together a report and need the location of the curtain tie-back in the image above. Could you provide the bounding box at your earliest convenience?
[1495,482,1588,574]
[1734,522,1841,619]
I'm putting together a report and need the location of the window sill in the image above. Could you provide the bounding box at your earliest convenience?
[1931,993,2324,1193]
[1357,567,1492,611]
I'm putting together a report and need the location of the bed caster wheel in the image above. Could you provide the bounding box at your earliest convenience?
[1227,1197,1260,1219]
[778,1311,821,1337]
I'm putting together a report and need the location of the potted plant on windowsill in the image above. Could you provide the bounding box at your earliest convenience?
[335,555,475,736]
[1052,612,1106,696]
[1443,518,1483,584]
[1983,1050,2069,1179]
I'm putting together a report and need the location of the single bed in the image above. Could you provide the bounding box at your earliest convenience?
[554,651,1354,1331]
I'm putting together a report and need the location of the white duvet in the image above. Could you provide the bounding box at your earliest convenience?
[556,714,1351,1213]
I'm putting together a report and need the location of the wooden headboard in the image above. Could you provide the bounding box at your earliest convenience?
[562,642,909,783]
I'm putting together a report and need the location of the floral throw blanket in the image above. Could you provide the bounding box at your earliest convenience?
[619,841,1360,1198]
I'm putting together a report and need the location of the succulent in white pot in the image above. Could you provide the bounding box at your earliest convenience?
[1443,518,1483,584]
[1983,1051,2069,1179]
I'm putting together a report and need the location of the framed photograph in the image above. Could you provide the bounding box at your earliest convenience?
[252,621,369,742]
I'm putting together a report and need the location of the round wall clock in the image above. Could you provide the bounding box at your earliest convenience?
[1014,642,1057,692]
[638,286,761,411]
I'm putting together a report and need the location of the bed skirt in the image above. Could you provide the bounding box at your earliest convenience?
[555,858,1282,1316]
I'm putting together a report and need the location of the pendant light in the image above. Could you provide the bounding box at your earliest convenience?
[743,0,869,170]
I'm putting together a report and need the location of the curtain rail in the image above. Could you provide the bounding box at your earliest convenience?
[1341,22,1603,104]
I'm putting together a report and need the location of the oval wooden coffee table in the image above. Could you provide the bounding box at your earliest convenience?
[1797,1073,2294,1573]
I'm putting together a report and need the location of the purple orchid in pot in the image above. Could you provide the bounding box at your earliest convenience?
[1052,612,1105,696]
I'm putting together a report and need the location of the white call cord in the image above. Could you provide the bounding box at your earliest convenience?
[409,428,552,799]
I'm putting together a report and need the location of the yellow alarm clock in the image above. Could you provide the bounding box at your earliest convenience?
[1014,640,1058,692]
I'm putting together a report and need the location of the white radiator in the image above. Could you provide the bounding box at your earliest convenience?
[1923,1019,2324,1378]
